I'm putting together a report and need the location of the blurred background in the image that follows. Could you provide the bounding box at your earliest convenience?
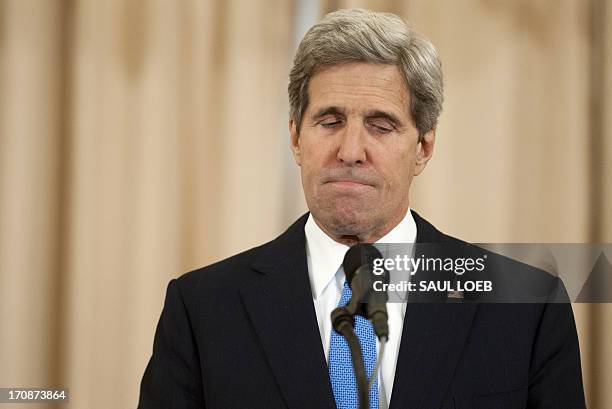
[0,0,610,408]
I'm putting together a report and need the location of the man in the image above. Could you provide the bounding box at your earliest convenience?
[138,9,585,409]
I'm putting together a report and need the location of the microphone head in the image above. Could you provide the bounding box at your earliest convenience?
[343,243,383,285]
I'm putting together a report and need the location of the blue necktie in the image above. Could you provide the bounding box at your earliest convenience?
[329,279,379,409]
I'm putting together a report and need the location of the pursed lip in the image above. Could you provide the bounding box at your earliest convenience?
[324,178,375,187]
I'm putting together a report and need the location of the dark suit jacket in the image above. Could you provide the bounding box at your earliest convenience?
[138,211,586,409]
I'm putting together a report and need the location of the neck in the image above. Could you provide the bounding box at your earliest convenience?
[313,208,409,246]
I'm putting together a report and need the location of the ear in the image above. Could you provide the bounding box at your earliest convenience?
[414,127,435,176]
[289,119,302,166]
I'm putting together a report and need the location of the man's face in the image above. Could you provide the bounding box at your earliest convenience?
[290,62,435,243]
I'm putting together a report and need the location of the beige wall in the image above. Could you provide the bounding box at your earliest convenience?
[0,0,610,408]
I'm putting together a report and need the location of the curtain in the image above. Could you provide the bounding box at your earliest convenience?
[0,0,609,408]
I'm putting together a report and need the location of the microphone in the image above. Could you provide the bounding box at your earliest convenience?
[332,243,390,341]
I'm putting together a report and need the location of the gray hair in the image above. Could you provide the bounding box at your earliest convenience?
[288,9,443,138]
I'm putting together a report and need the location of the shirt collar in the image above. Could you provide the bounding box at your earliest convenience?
[305,209,417,299]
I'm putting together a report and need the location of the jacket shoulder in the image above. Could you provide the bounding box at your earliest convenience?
[412,210,566,301]
[173,213,310,295]
[175,241,268,291]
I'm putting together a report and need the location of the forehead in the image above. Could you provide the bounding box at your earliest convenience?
[307,62,410,118]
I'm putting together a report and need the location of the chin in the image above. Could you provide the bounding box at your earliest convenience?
[320,209,376,237]
[308,194,379,233]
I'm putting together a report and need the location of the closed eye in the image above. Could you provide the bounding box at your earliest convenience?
[372,124,392,133]
[367,121,394,134]
[320,120,343,128]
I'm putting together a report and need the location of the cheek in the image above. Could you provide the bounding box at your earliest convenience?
[381,151,415,186]
[300,150,324,186]
[302,142,333,170]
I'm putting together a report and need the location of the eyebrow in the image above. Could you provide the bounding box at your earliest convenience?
[311,106,346,121]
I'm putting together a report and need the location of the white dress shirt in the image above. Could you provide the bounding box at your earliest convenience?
[305,210,417,408]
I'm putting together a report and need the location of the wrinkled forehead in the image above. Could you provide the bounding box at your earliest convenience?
[307,62,411,120]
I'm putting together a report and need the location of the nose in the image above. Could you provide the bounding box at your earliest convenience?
[336,120,367,166]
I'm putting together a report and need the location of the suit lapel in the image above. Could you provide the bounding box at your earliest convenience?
[240,214,336,409]
[389,211,478,409]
